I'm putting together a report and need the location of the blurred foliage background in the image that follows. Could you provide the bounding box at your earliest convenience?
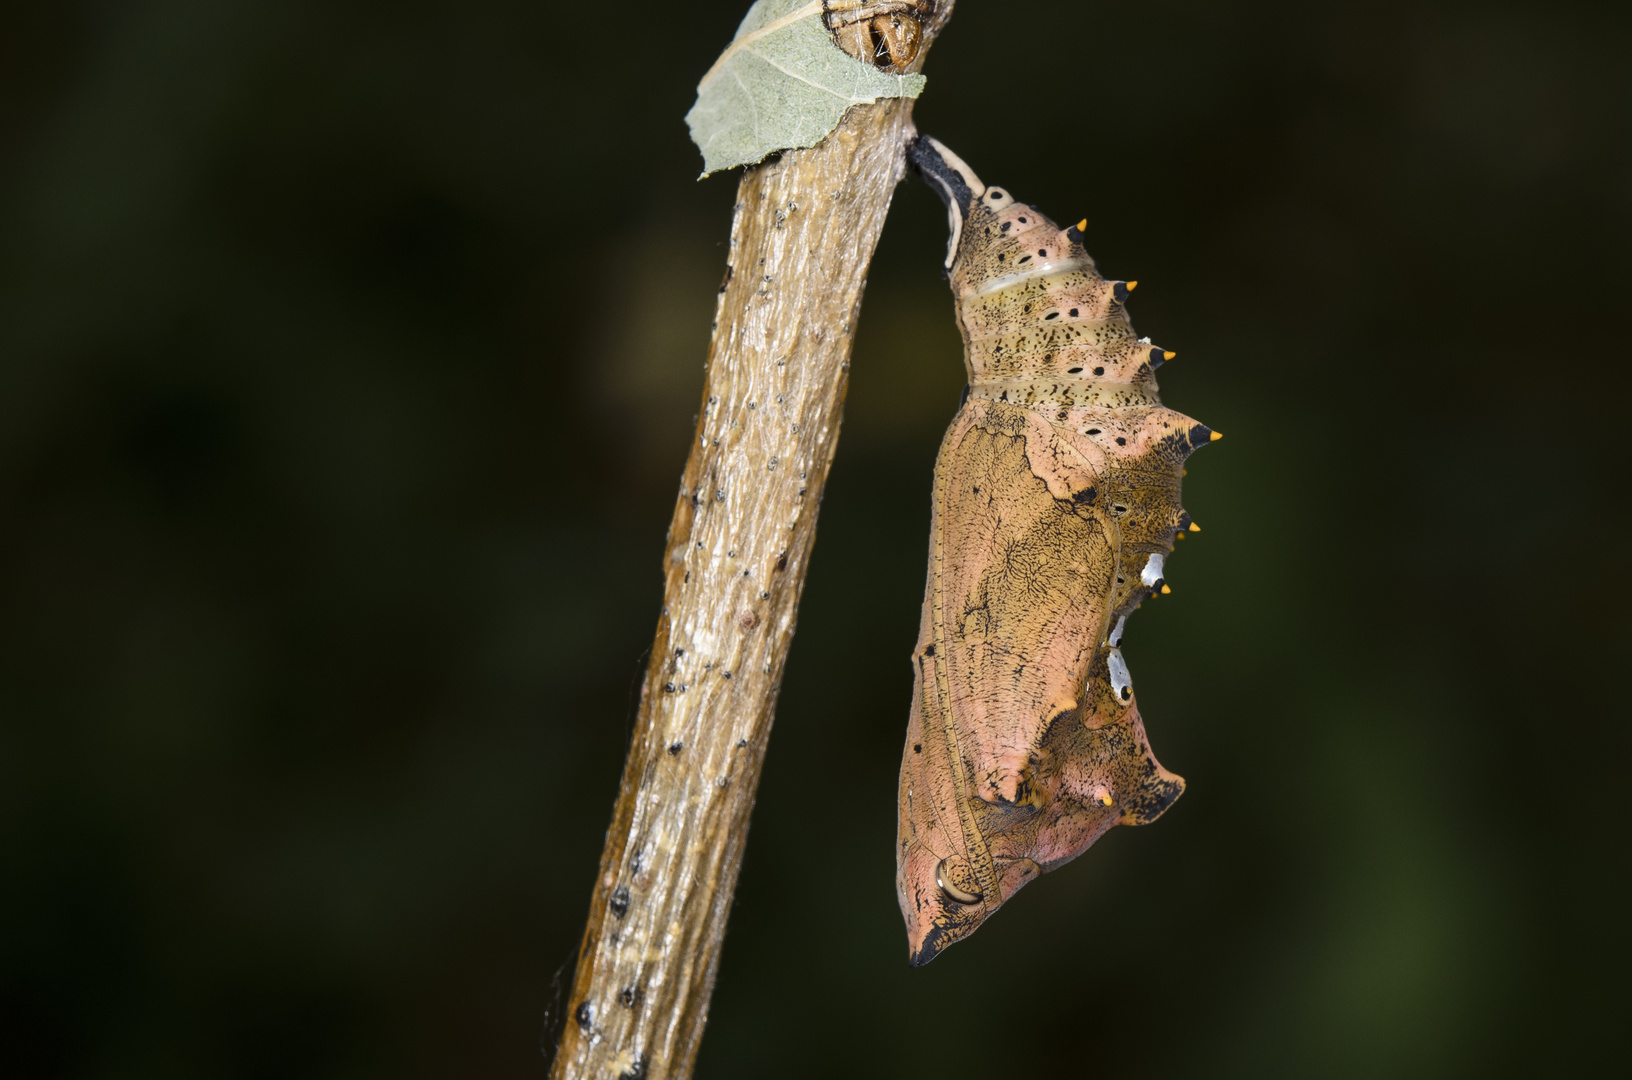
[3,1,1629,1076]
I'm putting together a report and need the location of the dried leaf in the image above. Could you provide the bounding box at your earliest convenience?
[686,0,927,177]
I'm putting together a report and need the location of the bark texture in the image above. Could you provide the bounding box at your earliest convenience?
[549,8,952,1076]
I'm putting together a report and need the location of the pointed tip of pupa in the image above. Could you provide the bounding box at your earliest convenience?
[1119,766,1185,826]
[907,937,942,968]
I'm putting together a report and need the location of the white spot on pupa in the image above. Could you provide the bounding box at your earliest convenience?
[1137,336,1152,344]
[1108,615,1126,647]
[1106,648,1133,703]
[1141,553,1166,587]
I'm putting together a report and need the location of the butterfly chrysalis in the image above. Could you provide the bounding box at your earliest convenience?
[896,137,1219,965]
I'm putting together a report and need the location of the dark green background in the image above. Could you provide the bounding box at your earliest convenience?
[4,1,1628,1076]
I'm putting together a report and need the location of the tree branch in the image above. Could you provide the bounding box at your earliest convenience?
[547,7,952,1078]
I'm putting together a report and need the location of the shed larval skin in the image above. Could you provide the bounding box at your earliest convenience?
[897,137,1218,966]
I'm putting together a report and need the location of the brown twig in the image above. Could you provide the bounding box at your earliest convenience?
[547,7,952,1079]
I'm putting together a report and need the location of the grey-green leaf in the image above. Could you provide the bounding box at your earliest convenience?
[686,0,926,177]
